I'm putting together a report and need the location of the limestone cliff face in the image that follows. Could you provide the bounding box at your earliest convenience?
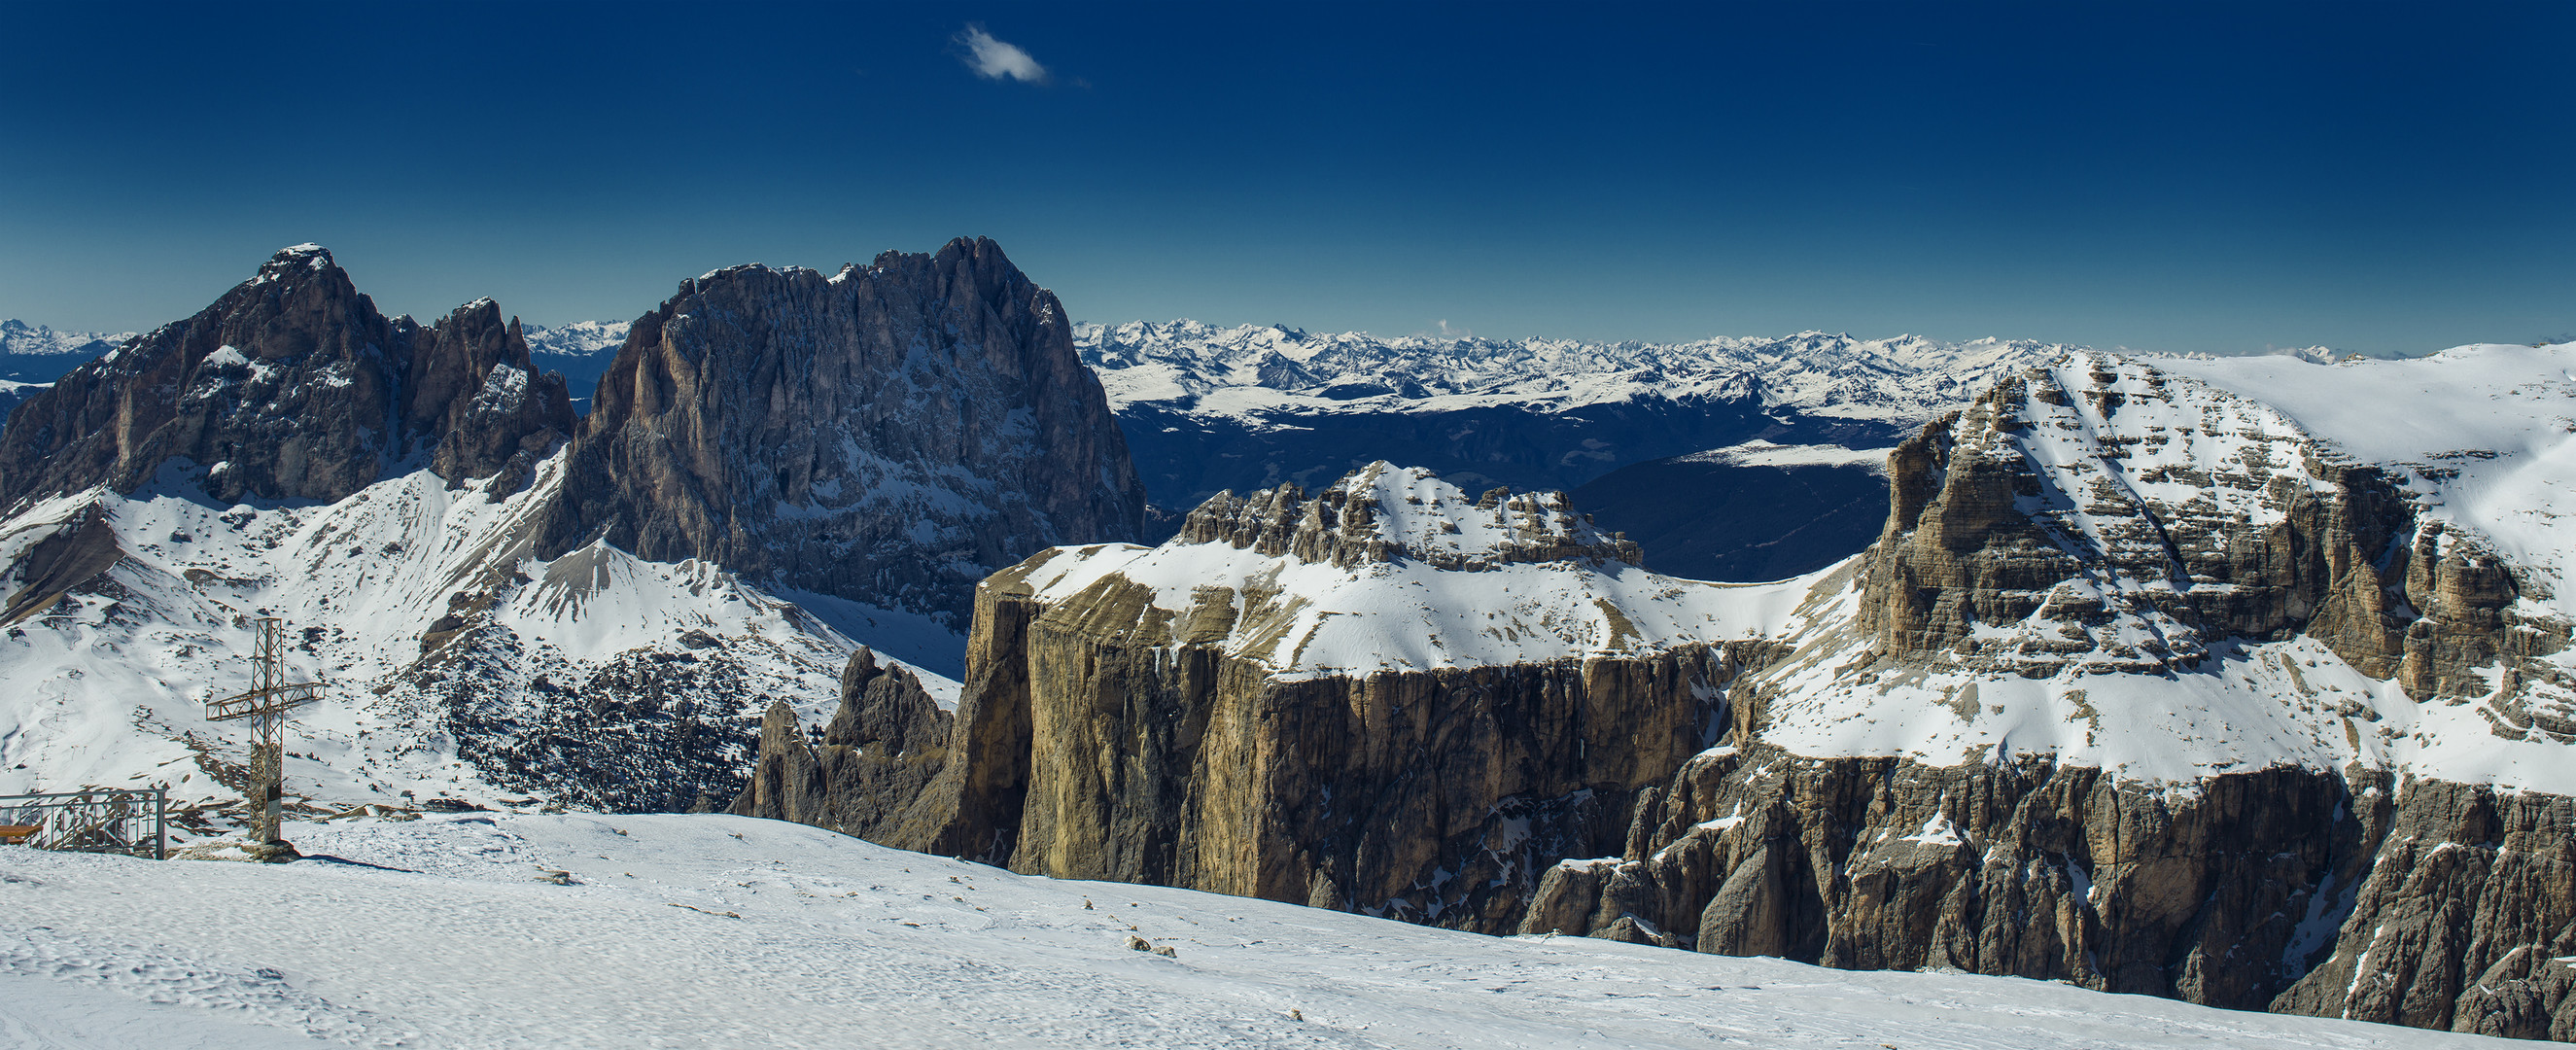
[529,237,1145,628]
[1522,745,2576,1038]
[737,463,1790,928]
[0,245,574,510]
[2274,780,2576,1039]
[1520,745,2373,1007]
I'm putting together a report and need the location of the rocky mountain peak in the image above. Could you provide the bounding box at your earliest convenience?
[533,236,1144,627]
[0,245,574,510]
[255,242,337,280]
[1176,462,1642,571]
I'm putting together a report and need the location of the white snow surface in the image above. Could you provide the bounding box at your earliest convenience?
[1008,466,1815,680]
[1076,319,2064,426]
[0,812,2512,1049]
[0,451,960,822]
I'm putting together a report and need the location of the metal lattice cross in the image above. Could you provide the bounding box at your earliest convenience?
[207,616,322,845]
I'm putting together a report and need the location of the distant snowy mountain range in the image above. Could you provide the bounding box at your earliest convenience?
[0,319,133,383]
[1076,319,2056,432]
[520,320,628,409]
[1071,320,2078,577]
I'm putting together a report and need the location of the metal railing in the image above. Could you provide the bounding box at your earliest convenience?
[0,788,167,859]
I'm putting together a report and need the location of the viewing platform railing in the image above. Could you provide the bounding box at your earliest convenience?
[0,788,168,859]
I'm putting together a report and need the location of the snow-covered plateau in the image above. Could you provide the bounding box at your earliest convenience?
[0,811,2515,1049]
[1008,462,1815,681]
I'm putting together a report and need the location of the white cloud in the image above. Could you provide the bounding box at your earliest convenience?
[955,24,1048,84]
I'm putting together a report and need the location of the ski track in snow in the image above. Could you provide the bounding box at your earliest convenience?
[0,813,2513,1049]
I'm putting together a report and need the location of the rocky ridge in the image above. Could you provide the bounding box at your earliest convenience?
[0,245,574,510]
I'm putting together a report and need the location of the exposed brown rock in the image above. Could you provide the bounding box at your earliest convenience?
[739,479,1763,928]
[2274,779,2576,1037]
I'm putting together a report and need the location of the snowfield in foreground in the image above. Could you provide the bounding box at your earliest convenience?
[0,814,2514,1049]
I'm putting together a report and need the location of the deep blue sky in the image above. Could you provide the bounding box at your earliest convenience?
[3,3,2568,354]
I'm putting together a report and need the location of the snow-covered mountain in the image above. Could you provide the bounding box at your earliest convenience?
[0,319,131,359]
[749,341,2576,1040]
[0,456,949,821]
[518,319,630,359]
[1078,320,2055,430]
[1742,343,2576,783]
[1527,342,2576,1037]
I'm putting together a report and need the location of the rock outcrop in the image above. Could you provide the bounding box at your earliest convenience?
[1519,745,2372,1007]
[0,245,574,511]
[529,237,1145,628]
[729,648,954,840]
